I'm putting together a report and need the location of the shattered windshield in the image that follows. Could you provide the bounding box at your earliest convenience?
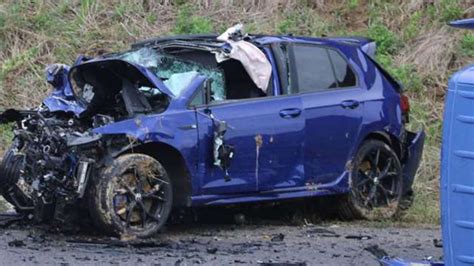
[116,48,225,100]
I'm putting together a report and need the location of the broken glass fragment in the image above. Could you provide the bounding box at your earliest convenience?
[117,48,225,101]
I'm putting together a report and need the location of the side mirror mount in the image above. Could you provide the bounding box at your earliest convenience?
[204,78,213,105]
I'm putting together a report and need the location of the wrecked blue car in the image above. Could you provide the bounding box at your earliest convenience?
[0,27,424,238]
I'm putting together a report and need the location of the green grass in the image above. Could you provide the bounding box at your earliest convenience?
[173,5,213,34]
[439,0,464,22]
[403,11,422,41]
[367,22,400,56]
[461,33,474,57]
[276,9,330,36]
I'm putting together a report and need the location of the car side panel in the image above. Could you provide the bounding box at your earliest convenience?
[342,47,404,154]
[194,95,306,195]
[92,110,200,193]
[302,88,365,185]
[356,57,404,147]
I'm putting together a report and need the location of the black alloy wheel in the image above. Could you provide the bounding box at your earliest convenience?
[89,154,173,238]
[338,140,403,220]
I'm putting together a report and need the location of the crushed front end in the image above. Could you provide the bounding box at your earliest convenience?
[0,108,105,223]
[0,57,172,226]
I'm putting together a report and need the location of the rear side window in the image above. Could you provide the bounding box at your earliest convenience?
[290,45,337,93]
[328,49,357,88]
[287,44,357,94]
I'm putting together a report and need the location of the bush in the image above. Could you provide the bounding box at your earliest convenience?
[440,0,463,22]
[367,22,400,56]
[173,6,213,34]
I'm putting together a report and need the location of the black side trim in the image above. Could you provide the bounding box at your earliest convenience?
[270,42,289,95]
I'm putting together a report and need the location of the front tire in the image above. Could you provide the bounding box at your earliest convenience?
[0,145,34,213]
[338,140,403,220]
[89,153,173,238]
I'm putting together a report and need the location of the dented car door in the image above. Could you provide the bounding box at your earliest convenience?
[195,95,305,196]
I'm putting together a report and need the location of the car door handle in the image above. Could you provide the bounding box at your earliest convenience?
[279,108,302,118]
[341,100,360,109]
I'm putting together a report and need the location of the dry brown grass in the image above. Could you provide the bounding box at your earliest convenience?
[398,27,458,78]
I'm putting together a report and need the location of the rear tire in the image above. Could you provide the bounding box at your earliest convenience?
[338,140,403,220]
[89,153,173,238]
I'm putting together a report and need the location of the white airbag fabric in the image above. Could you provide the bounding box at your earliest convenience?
[216,25,272,93]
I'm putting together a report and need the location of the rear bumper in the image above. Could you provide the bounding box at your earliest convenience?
[402,130,425,193]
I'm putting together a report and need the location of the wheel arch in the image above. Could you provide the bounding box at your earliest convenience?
[362,131,402,160]
[117,141,192,207]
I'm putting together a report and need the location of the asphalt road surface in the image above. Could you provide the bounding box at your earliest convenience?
[0,217,442,265]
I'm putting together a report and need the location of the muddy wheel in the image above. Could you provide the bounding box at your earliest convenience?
[338,140,403,220]
[89,154,173,238]
[0,144,34,213]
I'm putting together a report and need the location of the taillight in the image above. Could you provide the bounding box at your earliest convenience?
[400,94,410,122]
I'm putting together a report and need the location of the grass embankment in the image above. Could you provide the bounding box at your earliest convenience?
[0,0,473,224]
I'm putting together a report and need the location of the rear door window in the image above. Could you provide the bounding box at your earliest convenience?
[327,49,357,88]
[289,44,337,93]
[287,43,357,94]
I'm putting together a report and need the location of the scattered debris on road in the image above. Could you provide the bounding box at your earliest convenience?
[270,233,285,242]
[365,244,389,259]
[8,239,25,247]
[0,221,442,265]
[345,234,372,240]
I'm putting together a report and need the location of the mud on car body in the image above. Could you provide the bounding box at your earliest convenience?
[0,27,425,238]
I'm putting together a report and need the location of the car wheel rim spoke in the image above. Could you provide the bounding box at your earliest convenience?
[374,149,380,166]
[131,166,145,194]
[113,165,169,228]
[125,201,137,228]
[144,194,167,202]
[118,179,134,194]
[364,185,377,207]
[149,175,169,185]
[356,169,371,187]
[368,149,380,176]
[379,158,392,179]
[380,171,397,180]
[136,200,160,223]
[113,166,170,230]
[378,184,392,205]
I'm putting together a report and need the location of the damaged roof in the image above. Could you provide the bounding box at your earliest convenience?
[131,33,374,49]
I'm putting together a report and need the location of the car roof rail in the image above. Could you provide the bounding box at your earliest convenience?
[131,34,220,49]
